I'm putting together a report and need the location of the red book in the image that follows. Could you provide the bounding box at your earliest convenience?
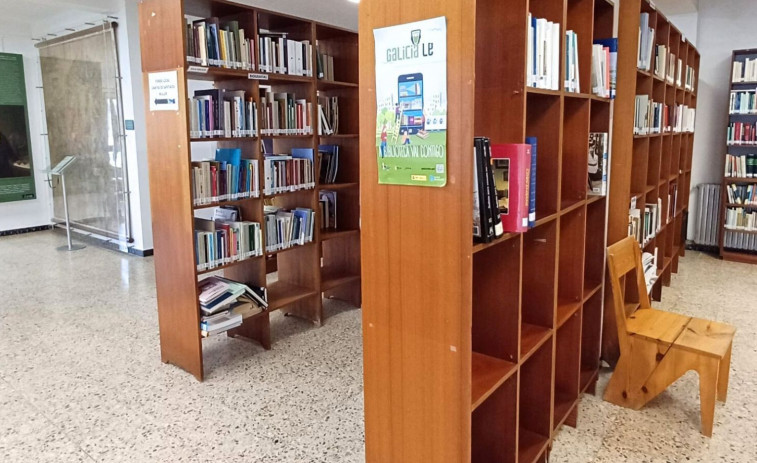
[490,143,532,233]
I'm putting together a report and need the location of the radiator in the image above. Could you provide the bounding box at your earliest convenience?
[694,183,721,247]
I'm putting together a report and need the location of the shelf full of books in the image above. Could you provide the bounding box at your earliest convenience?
[721,49,757,262]
[138,0,360,380]
[604,0,700,365]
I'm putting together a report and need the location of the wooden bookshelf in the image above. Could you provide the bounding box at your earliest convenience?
[138,0,360,380]
[719,48,757,264]
[360,0,615,460]
[603,0,700,365]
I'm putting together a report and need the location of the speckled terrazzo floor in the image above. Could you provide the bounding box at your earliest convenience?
[0,231,755,462]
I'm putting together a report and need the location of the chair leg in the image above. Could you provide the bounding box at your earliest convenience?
[717,343,732,403]
[698,358,720,437]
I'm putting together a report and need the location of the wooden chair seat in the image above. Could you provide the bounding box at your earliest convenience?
[604,237,735,437]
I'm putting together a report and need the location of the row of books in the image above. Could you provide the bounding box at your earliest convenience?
[527,15,560,90]
[317,48,336,81]
[732,59,757,83]
[258,31,314,77]
[727,122,757,145]
[194,216,264,271]
[635,97,696,134]
[637,13,655,72]
[653,45,671,80]
[724,153,757,177]
[318,145,340,184]
[669,183,679,220]
[633,95,664,135]
[191,150,259,206]
[723,229,757,251]
[186,17,255,70]
[729,90,757,114]
[189,89,258,139]
[473,137,537,242]
[318,95,340,136]
[629,198,663,247]
[564,30,580,93]
[263,149,315,195]
[726,184,757,206]
[260,89,312,136]
[588,132,609,196]
[591,39,617,99]
[264,205,315,252]
[198,276,268,337]
[724,206,757,231]
[642,249,658,294]
[319,190,337,229]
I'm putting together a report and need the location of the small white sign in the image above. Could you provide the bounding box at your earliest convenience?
[187,65,209,74]
[248,72,269,80]
[148,71,179,111]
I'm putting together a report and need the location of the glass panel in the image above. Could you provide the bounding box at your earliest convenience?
[37,22,130,242]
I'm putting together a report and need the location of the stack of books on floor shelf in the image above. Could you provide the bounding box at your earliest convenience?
[199,276,268,337]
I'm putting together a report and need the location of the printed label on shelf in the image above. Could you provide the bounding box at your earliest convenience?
[248,73,269,80]
[187,65,208,74]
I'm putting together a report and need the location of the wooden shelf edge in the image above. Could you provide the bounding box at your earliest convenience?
[321,269,361,292]
[472,232,520,254]
[267,281,318,311]
[721,249,757,264]
[470,352,518,411]
[587,194,606,205]
[196,254,263,276]
[582,281,602,302]
[580,368,599,393]
[553,391,579,430]
[520,323,552,363]
[561,199,586,215]
[320,229,360,241]
[518,428,551,463]
[556,300,581,329]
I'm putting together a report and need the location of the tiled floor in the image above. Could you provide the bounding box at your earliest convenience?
[1,230,755,462]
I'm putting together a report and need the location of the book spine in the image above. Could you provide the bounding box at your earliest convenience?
[525,136,537,228]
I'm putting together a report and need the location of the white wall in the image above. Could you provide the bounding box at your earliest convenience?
[671,0,757,240]
[0,31,54,231]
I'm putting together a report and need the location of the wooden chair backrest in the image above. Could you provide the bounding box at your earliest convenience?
[606,237,652,356]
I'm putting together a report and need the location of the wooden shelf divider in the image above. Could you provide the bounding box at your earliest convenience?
[603,0,700,366]
[360,0,615,460]
[138,0,360,380]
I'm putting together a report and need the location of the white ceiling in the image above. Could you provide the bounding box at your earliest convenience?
[653,0,699,16]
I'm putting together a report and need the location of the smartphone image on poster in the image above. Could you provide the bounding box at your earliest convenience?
[398,73,423,135]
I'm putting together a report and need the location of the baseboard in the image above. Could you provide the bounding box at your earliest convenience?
[685,241,719,254]
[0,225,54,237]
[128,247,154,257]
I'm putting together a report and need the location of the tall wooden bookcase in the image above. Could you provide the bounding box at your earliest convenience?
[138,0,360,381]
[719,48,757,264]
[360,0,615,461]
[603,0,700,364]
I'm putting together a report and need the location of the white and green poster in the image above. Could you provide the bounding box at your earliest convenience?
[374,17,447,187]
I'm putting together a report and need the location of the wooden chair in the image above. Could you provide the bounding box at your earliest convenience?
[605,237,735,436]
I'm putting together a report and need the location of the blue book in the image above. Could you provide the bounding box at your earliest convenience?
[525,136,537,228]
[215,148,242,166]
[291,148,314,161]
